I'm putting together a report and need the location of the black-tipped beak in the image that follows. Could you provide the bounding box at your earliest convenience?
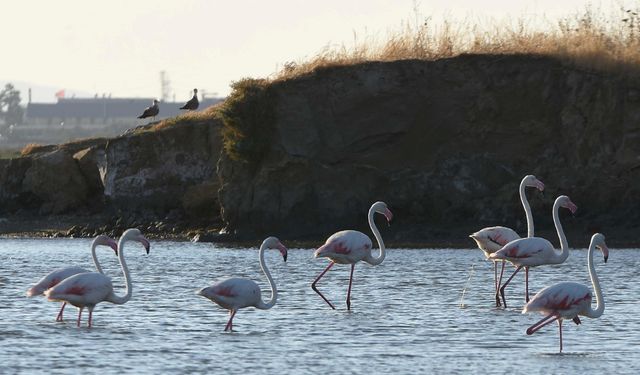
[604,255,608,263]
[283,252,288,262]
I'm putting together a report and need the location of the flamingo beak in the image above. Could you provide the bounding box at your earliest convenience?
[601,245,609,263]
[139,237,151,254]
[278,244,288,262]
[384,208,393,225]
[108,240,118,255]
[566,201,578,216]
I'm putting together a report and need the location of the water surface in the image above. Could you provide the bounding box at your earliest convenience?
[1,239,638,374]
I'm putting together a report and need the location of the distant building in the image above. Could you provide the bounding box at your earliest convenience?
[25,97,222,127]
[1,96,223,149]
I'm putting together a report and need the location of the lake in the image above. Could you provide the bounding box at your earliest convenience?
[1,238,638,374]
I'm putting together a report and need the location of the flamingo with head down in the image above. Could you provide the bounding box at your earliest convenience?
[197,237,288,331]
[26,235,118,322]
[44,229,150,327]
[523,233,609,352]
[470,175,545,306]
[312,201,392,310]
[490,195,577,308]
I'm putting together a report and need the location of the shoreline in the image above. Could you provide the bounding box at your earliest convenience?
[2,215,638,249]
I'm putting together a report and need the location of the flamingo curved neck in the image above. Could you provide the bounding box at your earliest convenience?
[586,240,605,318]
[108,237,132,305]
[519,179,534,237]
[364,207,386,266]
[551,199,570,264]
[256,245,277,310]
[90,240,104,274]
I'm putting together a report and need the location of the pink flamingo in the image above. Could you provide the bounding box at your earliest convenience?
[312,201,392,310]
[523,233,609,352]
[26,235,118,322]
[197,237,288,331]
[490,195,577,308]
[44,229,150,327]
[470,175,545,306]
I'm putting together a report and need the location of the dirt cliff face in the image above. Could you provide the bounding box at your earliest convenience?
[218,54,640,245]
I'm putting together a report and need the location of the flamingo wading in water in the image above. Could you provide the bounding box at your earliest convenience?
[312,201,392,310]
[26,235,118,322]
[197,237,288,331]
[45,229,150,327]
[469,175,545,306]
[523,233,609,352]
[490,195,577,308]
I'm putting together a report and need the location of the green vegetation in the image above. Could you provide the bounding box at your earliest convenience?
[275,5,640,81]
[215,78,275,165]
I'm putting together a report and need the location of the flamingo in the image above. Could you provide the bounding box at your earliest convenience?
[44,228,150,327]
[26,235,118,322]
[197,237,287,331]
[137,99,159,121]
[490,195,577,308]
[179,88,199,110]
[469,175,545,306]
[523,233,609,352]
[312,201,392,310]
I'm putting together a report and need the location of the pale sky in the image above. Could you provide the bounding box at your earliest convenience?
[0,0,625,102]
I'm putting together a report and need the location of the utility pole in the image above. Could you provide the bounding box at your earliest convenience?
[160,71,171,102]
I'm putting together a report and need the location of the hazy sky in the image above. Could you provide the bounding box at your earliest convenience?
[1,0,623,102]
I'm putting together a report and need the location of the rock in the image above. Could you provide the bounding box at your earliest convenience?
[22,149,89,214]
[102,119,222,215]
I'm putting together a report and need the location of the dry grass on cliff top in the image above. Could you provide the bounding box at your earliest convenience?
[274,5,640,80]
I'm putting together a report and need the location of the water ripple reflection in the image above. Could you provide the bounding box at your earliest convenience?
[0,240,639,374]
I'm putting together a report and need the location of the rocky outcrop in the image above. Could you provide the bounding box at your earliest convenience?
[0,116,223,230]
[102,120,221,215]
[218,55,640,245]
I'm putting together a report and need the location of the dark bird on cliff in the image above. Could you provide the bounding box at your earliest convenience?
[312,201,392,310]
[137,99,159,120]
[179,88,199,110]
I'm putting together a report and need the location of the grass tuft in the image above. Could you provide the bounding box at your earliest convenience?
[273,5,640,81]
[214,78,275,164]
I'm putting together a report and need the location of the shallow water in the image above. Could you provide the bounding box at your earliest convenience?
[1,238,638,374]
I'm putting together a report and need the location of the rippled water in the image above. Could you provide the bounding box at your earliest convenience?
[1,238,639,374]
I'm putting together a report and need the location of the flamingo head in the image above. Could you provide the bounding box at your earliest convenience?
[592,233,609,263]
[262,236,288,262]
[556,195,577,215]
[372,201,393,222]
[523,175,545,192]
[121,228,151,254]
[94,234,119,255]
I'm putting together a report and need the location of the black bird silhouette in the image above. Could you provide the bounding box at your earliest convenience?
[137,99,159,119]
[179,88,199,110]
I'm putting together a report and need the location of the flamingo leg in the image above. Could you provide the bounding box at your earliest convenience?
[56,302,67,322]
[526,313,560,335]
[525,266,530,302]
[498,266,523,308]
[558,319,564,353]
[311,262,336,309]
[346,263,355,310]
[88,308,93,328]
[224,310,237,331]
[77,307,83,327]
[495,261,506,307]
